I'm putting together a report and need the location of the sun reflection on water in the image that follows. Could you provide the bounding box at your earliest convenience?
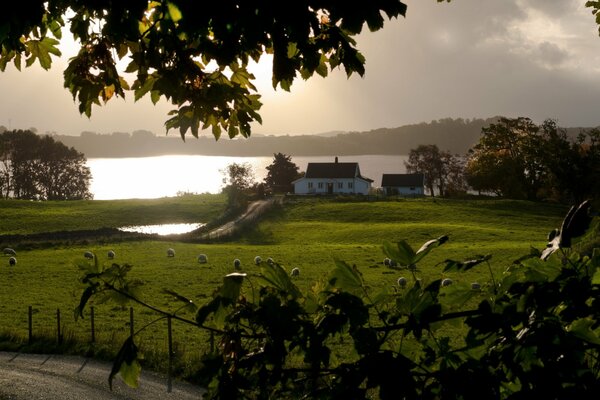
[119,223,204,235]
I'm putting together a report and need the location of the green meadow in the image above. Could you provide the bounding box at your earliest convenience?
[0,194,569,378]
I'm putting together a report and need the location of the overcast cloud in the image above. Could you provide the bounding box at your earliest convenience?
[1,0,600,136]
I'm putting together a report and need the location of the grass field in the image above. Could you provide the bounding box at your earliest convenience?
[0,194,571,379]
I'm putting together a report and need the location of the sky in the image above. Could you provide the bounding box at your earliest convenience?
[1,0,600,137]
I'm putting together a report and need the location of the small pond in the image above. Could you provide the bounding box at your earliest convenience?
[119,223,205,236]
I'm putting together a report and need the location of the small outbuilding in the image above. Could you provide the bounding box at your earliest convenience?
[293,157,373,195]
[381,173,425,196]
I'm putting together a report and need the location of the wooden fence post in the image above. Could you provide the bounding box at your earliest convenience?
[167,316,173,393]
[56,308,62,345]
[28,306,32,344]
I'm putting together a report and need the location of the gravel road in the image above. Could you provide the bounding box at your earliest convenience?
[0,352,204,400]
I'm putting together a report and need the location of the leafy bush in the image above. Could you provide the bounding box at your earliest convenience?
[76,201,600,398]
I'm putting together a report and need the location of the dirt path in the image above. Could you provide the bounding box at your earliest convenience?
[199,196,282,241]
[0,352,204,400]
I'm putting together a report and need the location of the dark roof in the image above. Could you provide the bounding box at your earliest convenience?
[381,173,424,187]
[305,162,360,179]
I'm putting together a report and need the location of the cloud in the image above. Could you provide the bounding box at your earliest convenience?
[1,0,600,136]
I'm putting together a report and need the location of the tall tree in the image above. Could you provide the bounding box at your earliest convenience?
[405,144,466,197]
[221,162,255,210]
[0,130,92,200]
[0,0,410,139]
[264,153,302,193]
[466,117,600,202]
[465,117,544,200]
[404,144,444,197]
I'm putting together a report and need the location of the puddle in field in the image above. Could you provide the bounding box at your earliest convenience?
[119,223,205,235]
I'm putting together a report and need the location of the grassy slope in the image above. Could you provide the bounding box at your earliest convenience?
[0,196,569,377]
[0,193,227,234]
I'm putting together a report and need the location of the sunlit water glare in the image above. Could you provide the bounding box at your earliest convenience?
[87,155,408,200]
[119,223,204,235]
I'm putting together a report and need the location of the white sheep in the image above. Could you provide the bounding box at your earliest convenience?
[3,248,16,256]
[167,248,175,257]
[471,282,481,290]
[397,276,407,288]
[266,257,275,265]
[84,251,94,260]
[441,278,453,287]
[198,254,208,264]
[107,250,115,259]
[254,256,262,265]
[384,258,397,267]
[8,257,16,266]
[290,267,300,277]
[233,258,241,270]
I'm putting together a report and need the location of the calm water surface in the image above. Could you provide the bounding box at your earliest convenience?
[87,155,408,200]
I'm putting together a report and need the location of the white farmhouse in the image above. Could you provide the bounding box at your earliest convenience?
[381,173,425,196]
[293,157,373,195]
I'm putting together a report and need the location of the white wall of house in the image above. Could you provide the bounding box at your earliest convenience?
[294,178,371,195]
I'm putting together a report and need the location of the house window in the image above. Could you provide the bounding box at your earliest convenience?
[308,182,313,189]
[318,182,324,189]
[348,182,353,189]
[337,182,343,189]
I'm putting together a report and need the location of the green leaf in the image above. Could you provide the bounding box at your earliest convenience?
[592,268,600,285]
[413,235,449,264]
[163,289,197,313]
[220,273,245,301]
[196,297,221,326]
[315,54,328,77]
[134,76,156,101]
[25,38,61,70]
[74,284,98,321]
[442,254,492,272]
[287,42,299,58]
[150,90,161,105]
[568,318,600,345]
[167,1,183,22]
[259,262,302,299]
[328,258,364,296]
[439,282,477,311]
[109,337,141,390]
[382,240,415,266]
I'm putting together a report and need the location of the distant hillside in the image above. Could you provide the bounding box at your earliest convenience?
[52,117,595,158]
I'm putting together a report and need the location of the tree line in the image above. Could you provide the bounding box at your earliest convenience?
[406,117,600,203]
[0,130,92,200]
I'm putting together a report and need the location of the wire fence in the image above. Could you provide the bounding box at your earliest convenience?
[16,304,212,393]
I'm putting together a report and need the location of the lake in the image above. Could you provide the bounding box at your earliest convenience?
[87,155,409,200]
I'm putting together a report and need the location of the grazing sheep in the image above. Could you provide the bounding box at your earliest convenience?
[290,267,300,277]
[471,282,481,290]
[397,276,407,288]
[3,248,16,256]
[441,278,453,287]
[167,248,175,257]
[84,251,94,260]
[254,256,262,265]
[266,257,275,265]
[107,250,115,259]
[198,254,208,264]
[384,258,397,267]
[233,258,241,270]
[8,257,16,266]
